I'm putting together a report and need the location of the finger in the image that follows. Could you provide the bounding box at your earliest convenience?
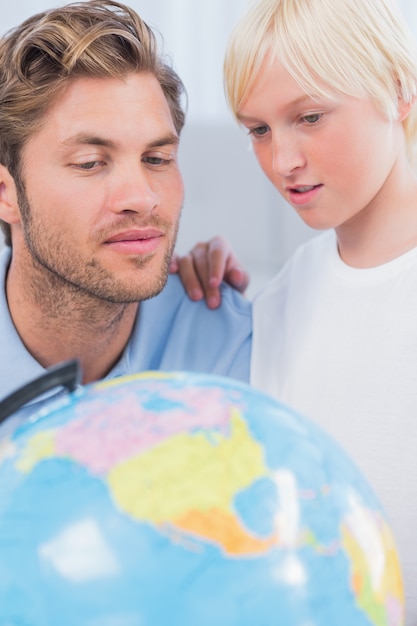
[225,261,250,293]
[178,258,221,309]
[168,252,179,273]
[224,265,250,293]
[176,254,205,301]
[188,241,226,308]
[205,236,232,288]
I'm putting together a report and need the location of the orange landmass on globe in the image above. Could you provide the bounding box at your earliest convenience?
[174,507,279,556]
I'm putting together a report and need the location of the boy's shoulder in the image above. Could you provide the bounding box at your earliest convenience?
[258,231,335,299]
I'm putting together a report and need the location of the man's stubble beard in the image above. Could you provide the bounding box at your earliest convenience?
[16,180,180,308]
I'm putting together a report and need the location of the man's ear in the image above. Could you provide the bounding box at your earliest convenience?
[0,164,20,226]
[398,95,417,122]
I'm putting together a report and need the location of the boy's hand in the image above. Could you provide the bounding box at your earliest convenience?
[169,236,249,309]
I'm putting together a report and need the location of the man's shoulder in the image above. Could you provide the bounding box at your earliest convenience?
[126,274,252,382]
[154,273,252,318]
[145,273,252,345]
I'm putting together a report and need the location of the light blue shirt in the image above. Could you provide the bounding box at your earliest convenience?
[0,248,252,422]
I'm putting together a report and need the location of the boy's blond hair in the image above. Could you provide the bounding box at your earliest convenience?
[224,0,417,166]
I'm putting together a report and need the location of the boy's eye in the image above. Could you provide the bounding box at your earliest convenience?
[302,113,322,124]
[249,124,269,137]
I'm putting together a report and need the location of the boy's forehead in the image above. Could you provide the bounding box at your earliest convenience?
[238,54,342,118]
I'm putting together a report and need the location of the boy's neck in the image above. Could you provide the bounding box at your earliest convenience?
[336,160,417,268]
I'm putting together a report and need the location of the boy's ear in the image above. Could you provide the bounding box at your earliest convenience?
[398,95,417,122]
[0,164,20,225]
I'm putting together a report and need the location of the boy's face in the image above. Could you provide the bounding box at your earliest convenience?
[237,56,404,235]
[7,72,184,303]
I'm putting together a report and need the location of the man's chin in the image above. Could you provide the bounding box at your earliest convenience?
[95,269,169,304]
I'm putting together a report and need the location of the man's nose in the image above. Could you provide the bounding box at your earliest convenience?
[110,165,159,214]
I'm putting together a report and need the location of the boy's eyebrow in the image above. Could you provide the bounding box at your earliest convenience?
[237,94,321,123]
[62,132,180,149]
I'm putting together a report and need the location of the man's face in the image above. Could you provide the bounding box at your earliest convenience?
[15,72,184,303]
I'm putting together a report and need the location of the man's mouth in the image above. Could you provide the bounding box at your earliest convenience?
[104,228,164,255]
[105,228,163,244]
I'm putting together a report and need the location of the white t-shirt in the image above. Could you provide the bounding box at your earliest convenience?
[252,230,417,624]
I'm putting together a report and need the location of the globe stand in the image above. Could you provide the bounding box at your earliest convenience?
[0,359,81,425]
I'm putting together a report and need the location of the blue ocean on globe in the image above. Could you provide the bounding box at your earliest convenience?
[0,371,404,626]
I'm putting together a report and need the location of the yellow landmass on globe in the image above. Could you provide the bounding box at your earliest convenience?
[108,409,277,555]
[96,370,172,390]
[342,521,404,626]
[15,430,56,473]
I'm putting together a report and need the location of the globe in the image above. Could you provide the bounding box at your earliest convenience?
[0,371,404,626]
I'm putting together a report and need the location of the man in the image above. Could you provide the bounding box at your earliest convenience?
[0,0,251,414]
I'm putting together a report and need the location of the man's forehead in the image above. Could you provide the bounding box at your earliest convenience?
[31,73,178,148]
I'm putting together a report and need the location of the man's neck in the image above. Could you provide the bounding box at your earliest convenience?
[6,255,139,384]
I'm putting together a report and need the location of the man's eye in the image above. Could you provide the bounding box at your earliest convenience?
[77,161,100,170]
[143,152,174,166]
[144,157,167,165]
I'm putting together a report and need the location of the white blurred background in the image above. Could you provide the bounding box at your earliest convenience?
[1,0,417,297]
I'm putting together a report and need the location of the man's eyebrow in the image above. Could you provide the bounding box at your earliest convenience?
[62,133,179,149]
[146,134,180,149]
[63,134,116,148]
